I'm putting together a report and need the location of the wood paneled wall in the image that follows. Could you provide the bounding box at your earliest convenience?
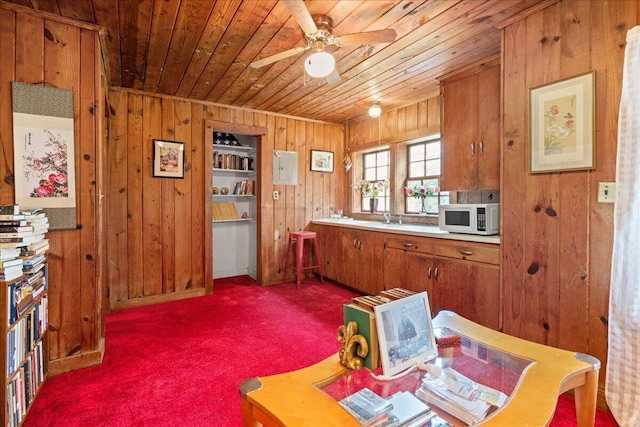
[346,98,440,151]
[107,88,345,309]
[501,0,638,397]
[0,4,105,374]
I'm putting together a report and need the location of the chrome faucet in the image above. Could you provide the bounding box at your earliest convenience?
[383,211,391,224]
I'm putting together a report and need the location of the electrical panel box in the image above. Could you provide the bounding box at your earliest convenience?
[273,150,298,185]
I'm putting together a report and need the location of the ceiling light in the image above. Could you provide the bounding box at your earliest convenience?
[368,103,382,118]
[304,51,335,78]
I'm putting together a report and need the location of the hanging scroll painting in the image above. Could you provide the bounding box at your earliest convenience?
[12,81,77,230]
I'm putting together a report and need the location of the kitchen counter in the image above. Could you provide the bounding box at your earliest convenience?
[311,218,500,245]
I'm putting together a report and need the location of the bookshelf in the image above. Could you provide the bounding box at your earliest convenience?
[211,132,257,280]
[0,208,49,427]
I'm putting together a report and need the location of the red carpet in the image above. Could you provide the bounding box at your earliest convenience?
[24,276,618,426]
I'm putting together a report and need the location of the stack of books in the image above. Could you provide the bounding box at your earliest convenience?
[0,205,49,282]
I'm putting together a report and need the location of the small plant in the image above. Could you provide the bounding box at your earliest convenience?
[352,179,389,198]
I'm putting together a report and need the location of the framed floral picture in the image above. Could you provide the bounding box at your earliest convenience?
[529,71,595,173]
[153,139,185,178]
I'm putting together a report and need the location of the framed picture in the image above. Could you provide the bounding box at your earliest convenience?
[529,71,595,173]
[153,139,185,178]
[310,149,334,173]
[373,292,437,377]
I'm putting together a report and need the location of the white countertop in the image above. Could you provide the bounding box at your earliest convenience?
[311,218,500,245]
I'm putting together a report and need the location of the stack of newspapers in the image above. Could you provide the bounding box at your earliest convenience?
[415,367,507,425]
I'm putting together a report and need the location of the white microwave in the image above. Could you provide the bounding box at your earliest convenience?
[438,203,500,235]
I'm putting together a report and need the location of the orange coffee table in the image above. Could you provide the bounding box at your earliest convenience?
[240,311,599,426]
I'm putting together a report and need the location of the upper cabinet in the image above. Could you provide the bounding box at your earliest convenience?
[440,58,500,191]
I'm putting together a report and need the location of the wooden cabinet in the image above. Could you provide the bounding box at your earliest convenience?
[383,235,435,295]
[337,229,385,295]
[441,61,500,191]
[308,223,339,282]
[384,234,501,329]
[310,223,500,329]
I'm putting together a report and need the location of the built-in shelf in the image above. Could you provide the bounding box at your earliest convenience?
[212,168,255,174]
[212,194,254,198]
[213,144,253,153]
[213,218,255,223]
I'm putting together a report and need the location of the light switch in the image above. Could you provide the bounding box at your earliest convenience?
[598,182,616,203]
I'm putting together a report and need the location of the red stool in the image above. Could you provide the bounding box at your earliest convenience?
[285,231,324,289]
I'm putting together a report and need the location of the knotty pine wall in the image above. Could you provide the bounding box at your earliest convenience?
[501,0,638,398]
[0,4,105,374]
[107,88,345,310]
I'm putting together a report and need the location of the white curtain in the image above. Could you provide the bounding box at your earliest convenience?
[606,25,640,426]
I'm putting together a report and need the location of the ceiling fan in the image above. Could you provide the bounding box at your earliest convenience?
[250,0,397,82]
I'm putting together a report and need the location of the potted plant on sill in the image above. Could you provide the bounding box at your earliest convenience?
[403,184,440,216]
[352,179,389,213]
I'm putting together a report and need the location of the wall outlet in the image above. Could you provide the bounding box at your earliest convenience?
[273,191,279,200]
[598,182,615,203]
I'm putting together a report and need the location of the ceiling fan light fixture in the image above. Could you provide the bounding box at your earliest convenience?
[368,103,382,118]
[304,51,335,78]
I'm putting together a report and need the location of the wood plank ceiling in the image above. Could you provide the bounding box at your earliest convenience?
[6,0,555,123]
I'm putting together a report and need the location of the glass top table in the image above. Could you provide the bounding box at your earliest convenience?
[240,311,600,426]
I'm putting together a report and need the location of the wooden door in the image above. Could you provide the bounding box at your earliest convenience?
[432,257,500,330]
[338,229,384,295]
[476,65,501,190]
[441,74,478,191]
[383,248,436,315]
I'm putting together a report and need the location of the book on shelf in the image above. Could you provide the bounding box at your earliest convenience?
[0,264,24,282]
[0,258,23,269]
[0,247,21,261]
[379,288,417,300]
[0,214,25,221]
[0,226,33,233]
[338,387,393,426]
[0,204,20,215]
[0,219,28,227]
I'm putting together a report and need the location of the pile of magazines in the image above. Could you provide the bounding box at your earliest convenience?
[415,367,507,425]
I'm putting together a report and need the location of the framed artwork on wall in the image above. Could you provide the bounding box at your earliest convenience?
[529,71,595,173]
[310,149,334,173]
[153,139,185,178]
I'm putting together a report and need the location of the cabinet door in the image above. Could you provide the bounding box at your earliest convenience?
[383,248,435,313]
[312,224,338,281]
[441,74,478,191]
[432,257,500,330]
[338,230,384,295]
[476,65,500,190]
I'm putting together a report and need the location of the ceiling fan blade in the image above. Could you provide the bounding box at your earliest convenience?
[333,29,397,47]
[250,46,309,68]
[282,0,318,35]
[325,68,341,84]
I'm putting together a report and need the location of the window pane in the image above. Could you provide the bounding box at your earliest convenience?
[426,141,440,159]
[409,144,424,160]
[364,169,376,181]
[426,159,440,176]
[409,162,424,178]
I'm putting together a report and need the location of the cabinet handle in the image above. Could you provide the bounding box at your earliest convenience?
[480,141,484,154]
[458,249,474,256]
[471,142,475,155]
[353,238,358,248]
[435,267,440,280]
[428,267,432,279]
[357,240,362,249]
[402,242,414,248]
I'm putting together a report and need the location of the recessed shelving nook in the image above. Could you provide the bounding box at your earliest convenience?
[205,121,265,282]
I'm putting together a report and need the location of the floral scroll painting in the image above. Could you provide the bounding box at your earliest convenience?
[529,71,595,173]
[12,82,77,230]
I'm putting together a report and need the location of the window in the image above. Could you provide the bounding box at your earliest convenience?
[405,139,449,214]
[357,149,390,212]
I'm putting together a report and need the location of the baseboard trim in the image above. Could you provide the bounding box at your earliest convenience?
[48,338,105,376]
[110,288,207,311]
